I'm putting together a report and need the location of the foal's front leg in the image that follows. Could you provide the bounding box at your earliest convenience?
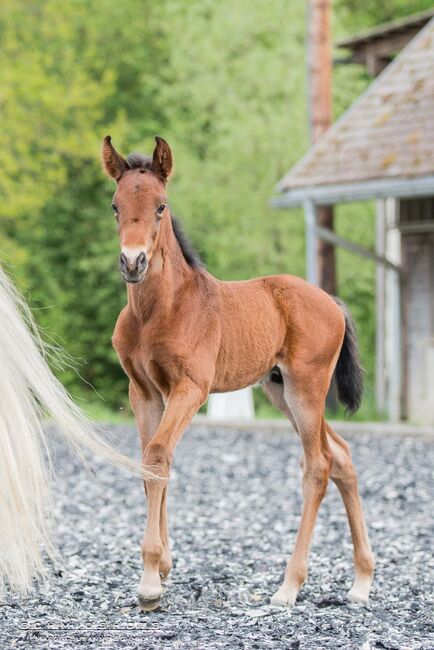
[138,379,206,611]
[129,385,171,583]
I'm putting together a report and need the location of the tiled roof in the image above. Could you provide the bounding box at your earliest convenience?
[277,18,434,193]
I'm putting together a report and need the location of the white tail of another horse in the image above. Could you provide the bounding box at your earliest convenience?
[0,265,150,597]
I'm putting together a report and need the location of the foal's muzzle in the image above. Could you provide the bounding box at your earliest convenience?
[119,251,148,283]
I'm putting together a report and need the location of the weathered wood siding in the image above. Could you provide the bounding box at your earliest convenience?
[401,197,434,423]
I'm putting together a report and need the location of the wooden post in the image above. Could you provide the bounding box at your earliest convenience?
[375,200,386,414]
[307,0,332,142]
[307,0,337,410]
[307,0,336,297]
[304,200,318,285]
[385,198,403,421]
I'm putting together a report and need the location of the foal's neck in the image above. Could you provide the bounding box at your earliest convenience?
[127,215,194,322]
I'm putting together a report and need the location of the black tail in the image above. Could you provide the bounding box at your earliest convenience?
[333,298,364,414]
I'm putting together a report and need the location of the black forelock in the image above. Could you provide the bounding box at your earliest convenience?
[126,152,153,171]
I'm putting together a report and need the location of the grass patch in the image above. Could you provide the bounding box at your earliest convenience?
[77,386,385,424]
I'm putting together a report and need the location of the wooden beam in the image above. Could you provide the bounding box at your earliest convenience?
[307,0,332,141]
[307,0,337,303]
[345,28,422,76]
[375,200,387,413]
[304,200,318,285]
[384,199,403,421]
[399,221,434,234]
[314,223,401,272]
[272,174,434,207]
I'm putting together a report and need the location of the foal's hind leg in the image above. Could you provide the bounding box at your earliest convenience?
[271,415,331,607]
[262,376,297,430]
[264,370,332,607]
[327,425,375,602]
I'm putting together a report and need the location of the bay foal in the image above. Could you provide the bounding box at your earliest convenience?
[102,136,375,611]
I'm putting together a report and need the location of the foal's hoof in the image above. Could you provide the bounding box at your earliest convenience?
[347,586,369,604]
[270,586,296,608]
[138,594,161,612]
[137,582,164,612]
[138,570,164,611]
[347,576,372,604]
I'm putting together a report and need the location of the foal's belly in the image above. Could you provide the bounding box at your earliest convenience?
[210,307,283,392]
[211,341,278,392]
[210,367,272,393]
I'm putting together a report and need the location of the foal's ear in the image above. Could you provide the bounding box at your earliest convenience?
[152,136,173,183]
[101,135,129,182]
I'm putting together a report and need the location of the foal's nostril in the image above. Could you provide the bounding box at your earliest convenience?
[119,253,128,272]
[137,252,147,273]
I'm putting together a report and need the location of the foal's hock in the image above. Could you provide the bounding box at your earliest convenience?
[102,135,375,611]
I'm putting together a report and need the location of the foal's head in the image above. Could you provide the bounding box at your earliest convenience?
[102,135,173,283]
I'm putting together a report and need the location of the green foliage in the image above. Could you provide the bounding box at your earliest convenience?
[0,0,419,416]
[336,0,434,30]
[157,1,308,281]
[0,0,165,405]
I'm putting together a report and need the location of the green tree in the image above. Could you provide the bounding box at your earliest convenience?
[0,0,166,404]
[336,0,434,29]
[2,0,415,416]
[157,1,308,281]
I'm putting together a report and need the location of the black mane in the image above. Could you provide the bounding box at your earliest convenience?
[126,152,203,269]
[170,216,203,268]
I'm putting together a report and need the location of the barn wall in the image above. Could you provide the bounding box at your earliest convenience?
[400,197,434,424]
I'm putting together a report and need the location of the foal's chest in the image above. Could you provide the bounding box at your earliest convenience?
[115,319,187,399]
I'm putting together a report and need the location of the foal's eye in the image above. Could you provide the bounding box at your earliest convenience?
[111,203,118,214]
[156,204,166,216]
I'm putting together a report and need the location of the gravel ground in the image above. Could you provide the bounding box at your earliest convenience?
[1,424,433,649]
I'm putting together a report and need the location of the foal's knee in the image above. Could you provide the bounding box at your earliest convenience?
[143,442,172,477]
